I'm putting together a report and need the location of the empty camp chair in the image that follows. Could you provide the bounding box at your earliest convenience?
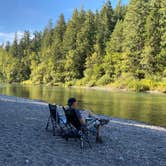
[45,104,67,136]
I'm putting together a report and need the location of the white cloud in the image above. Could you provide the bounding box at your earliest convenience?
[0,31,24,45]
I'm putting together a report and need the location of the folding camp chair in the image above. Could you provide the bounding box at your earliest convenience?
[45,104,109,149]
[45,104,92,149]
[62,106,93,149]
[45,104,67,136]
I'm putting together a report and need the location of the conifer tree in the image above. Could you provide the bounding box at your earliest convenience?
[123,0,150,79]
[10,33,18,57]
[103,20,124,82]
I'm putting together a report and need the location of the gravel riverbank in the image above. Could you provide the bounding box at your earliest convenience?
[0,95,165,166]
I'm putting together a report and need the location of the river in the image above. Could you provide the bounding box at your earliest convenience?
[0,84,165,127]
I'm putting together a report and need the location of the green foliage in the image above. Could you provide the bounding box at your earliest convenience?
[123,0,150,78]
[156,82,166,93]
[64,50,82,81]
[114,0,127,21]
[75,78,87,86]
[102,20,125,82]
[0,48,25,83]
[84,50,105,83]
[128,80,150,92]
[86,80,96,87]
[96,74,112,86]
[0,0,165,93]
[111,73,135,89]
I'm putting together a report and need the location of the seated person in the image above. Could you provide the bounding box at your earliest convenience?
[66,97,107,143]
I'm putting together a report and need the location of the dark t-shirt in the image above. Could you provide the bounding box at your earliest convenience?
[65,107,83,129]
[74,109,82,119]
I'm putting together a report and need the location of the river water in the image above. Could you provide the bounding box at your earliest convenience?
[0,84,165,127]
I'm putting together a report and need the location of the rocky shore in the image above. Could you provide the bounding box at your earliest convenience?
[0,95,165,166]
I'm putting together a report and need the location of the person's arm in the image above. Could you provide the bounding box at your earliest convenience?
[75,109,86,125]
[80,117,86,125]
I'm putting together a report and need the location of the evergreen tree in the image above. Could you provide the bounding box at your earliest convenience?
[63,9,86,81]
[51,14,66,82]
[100,0,114,41]
[0,0,165,90]
[142,0,161,76]
[52,14,66,58]
[114,0,127,22]
[96,0,114,55]
[75,10,96,78]
[10,33,18,57]
[30,31,42,53]
[84,1,114,83]
[63,9,79,53]
[123,0,150,79]
[5,41,10,52]
[41,19,54,49]
[102,20,124,82]
[159,0,166,76]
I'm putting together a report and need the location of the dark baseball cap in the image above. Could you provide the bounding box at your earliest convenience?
[68,97,77,106]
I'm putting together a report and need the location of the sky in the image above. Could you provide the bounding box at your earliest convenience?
[0,0,128,44]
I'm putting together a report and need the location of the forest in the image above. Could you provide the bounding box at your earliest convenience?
[0,0,166,92]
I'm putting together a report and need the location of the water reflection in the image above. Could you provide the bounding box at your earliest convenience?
[0,84,165,127]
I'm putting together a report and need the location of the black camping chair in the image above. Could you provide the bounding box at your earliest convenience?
[63,107,110,148]
[45,104,67,136]
[63,107,93,149]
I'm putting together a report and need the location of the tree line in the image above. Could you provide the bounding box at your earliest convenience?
[0,0,165,92]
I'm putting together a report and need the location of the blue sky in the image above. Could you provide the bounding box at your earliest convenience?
[0,0,128,44]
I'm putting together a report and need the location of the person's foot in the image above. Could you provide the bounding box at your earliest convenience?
[62,134,69,141]
[96,137,103,144]
[99,119,109,126]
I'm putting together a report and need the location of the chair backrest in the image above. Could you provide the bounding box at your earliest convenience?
[48,104,59,123]
[63,107,82,130]
[56,105,67,124]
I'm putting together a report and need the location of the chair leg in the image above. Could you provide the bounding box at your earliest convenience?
[45,116,51,130]
[51,117,56,136]
[59,125,65,135]
[86,138,92,149]
[85,135,92,149]
[80,137,84,150]
[82,132,92,149]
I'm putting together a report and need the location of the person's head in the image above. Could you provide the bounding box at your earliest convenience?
[68,97,77,108]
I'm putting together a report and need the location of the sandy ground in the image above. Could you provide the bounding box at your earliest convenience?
[0,94,166,166]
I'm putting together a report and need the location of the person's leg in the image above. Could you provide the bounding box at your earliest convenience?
[96,125,103,143]
[80,117,86,126]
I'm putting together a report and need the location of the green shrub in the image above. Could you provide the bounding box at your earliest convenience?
[113,73,135,89]
[140,79,155,90]
[75,78,88,86]
[163,69,166,77]
[65,80,77,87]
[156,82,166,93]
[48,82,63,87]
[75,80,82,86]
[128,80,150,92]
[96,74,112,86]
[87,80,96,87]
[22,80,33,85]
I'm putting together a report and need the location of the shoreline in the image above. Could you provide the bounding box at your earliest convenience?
[0,93,165,128]
[1,83,166,94]
[0,94,165,130]
[0,94,166,166]
[69,85,166,95]
[21,82,166,94]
